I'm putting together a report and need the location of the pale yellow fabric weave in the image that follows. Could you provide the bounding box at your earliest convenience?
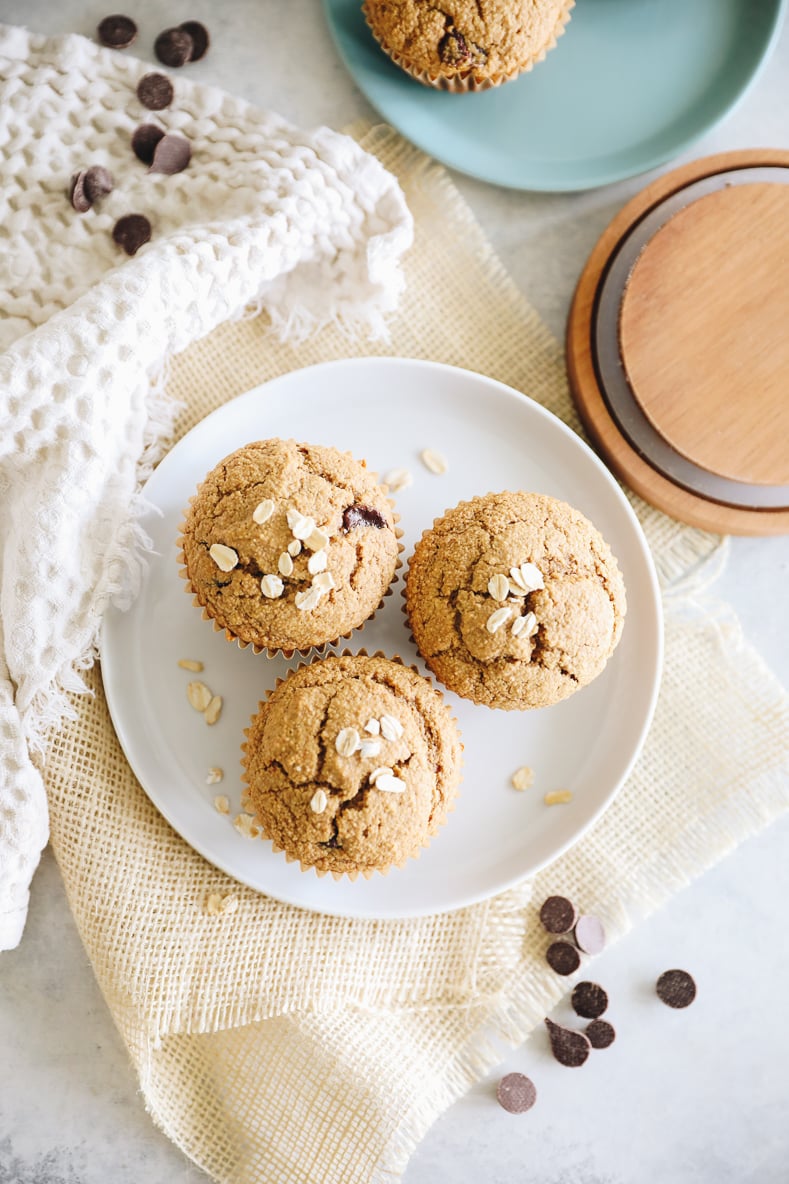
[43,127,789,1183]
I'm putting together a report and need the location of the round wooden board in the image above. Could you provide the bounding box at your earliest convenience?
[566,149,789,535]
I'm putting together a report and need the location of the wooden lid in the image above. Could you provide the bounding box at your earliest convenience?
[567,150,789,535]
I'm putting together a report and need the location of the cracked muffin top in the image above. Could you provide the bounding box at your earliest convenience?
[242,653,463,877]
[179,440,400,654]
[363,0,573,90]
[405,492,627,710]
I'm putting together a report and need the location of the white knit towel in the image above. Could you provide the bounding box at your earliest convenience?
[0,24,413,950]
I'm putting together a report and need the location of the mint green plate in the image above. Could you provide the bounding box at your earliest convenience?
[324,0,786,191]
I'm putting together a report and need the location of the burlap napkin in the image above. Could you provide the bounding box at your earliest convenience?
[43,126,789,1184]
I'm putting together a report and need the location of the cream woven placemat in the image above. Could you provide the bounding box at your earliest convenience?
[43,126,789,1184]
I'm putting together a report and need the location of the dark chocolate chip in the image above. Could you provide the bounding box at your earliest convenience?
[341,504,388,532]
[97,14,137,49]
[137,72,174,111]
[571,981,608,1020]
[179,20,210,62]
[495,1072,537,1114]
[574,914,606,955]
[69,171,91,213]
[656,969,697,1009]
[131,123,166,165]
[149,134,191,176]
[586,1019,616,1049]
[545,1018,591,1068]
[83,166,114,203]
[155,26,194,67]
[112,214,152,256]
[546,941,581,976]
[439,27,472,67]
[539,895,577,935]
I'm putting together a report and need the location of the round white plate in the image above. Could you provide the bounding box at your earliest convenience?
[101,358,662,918]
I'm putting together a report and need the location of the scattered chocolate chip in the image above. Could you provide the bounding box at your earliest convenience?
[149,133,191,175]
[131,123,166,165]
[341,504,387,532]
[571,981,608,1020]
[112,214,152,256]
[546,941,581,977]
[495,1072,537,1114]
[656,969,697,1009]
[586,1019,616,1049]
[83,166,114,203]
[179,20,210,61]
[155,26,194,67]
[574,914,606,955]
[137,72,174,111]
[97,14,137,49]
[69,171,91,213]
[545,1018,591,1068]
[539,895,577,935]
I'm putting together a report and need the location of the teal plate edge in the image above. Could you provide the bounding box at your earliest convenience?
[324,0,787,192]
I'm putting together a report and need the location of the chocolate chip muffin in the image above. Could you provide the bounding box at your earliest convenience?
[242,653,463,877]
[178,440,401,655]
[363,0,574,92]
[405,492,626,710]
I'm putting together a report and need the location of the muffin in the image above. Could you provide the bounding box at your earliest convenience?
[362,0,574,92]
[179,440,400,655]
[242,653,463,878]
[405,492,626,710]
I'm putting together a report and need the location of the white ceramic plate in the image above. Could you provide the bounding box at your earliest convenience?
[100,358,662,918]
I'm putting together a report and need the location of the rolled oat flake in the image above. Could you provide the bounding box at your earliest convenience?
[97,14,137,49]
[546,940,581,977]
[656,969,697,1009]
[495,1072,537,1114]
[571,980,608,1020]
[539,894,577,935]
[545,1018,591,1068]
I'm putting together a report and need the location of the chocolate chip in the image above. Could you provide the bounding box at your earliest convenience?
[574,914,606,955]
[539,895,577,935]
[112,214,152,256]
[83,166,114,203]
[545,1018,591,1068]
[179,20,210,62]
[137,73,174,111]
[69,171,91,213]
[571,981,608,1020]
[656,969,697,1009]
[97,14,137,49]
[586,1019,616,1049]
[341,504,388,532]
[155,26,194,67]
[149,134,191,175]
[439,27,472,67]
[131,124,165,165]
[495,1072,537,1114]
[546,941,580,976]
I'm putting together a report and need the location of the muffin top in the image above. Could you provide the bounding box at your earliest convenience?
[406,492,627,710]
[180,440,400,653]
[243,654,463,876]
[364,0,571,80]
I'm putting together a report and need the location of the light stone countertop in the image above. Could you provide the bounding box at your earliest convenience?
[2,3,789,1182]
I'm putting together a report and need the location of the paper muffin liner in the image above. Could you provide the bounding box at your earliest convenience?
[403,490,627,710]
[362,0,574,93]
[176,455,404,661]
[239,649,463,881]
